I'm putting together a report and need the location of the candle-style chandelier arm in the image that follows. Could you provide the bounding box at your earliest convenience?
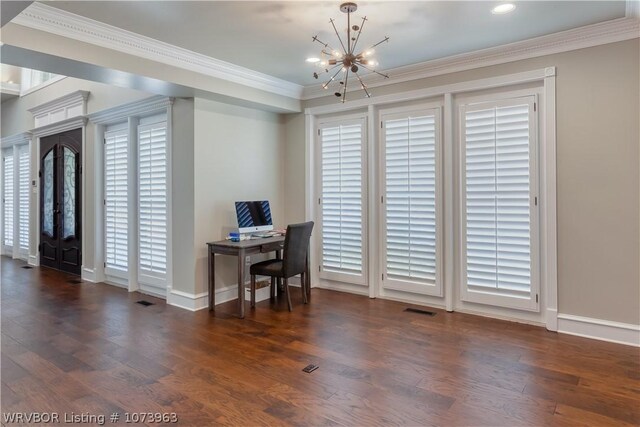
[312,35,338,57]
[322,66,345,89]
[353,71,371,98]
[342,69,350,102]
[350,16,368,55]
[329,18,349,54]
[357,62,389,79]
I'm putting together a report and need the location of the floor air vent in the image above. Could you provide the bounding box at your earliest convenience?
[137,300,154,307]
[404,307,437,316]
[67,279,82,284]
[21,266,33,269]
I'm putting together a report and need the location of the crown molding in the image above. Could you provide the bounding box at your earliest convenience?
[302,16,640,100]
[31,116,87,138]
[13,2,304,100]
[27,90,89,115]
[88,95,174,124]
[1,132,32,148]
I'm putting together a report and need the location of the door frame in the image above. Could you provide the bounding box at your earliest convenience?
[32,117,87,277]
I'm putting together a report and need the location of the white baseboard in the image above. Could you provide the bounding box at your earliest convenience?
[557,313,640,347]
[167,288,208,311]
[214,284,272,306]
[81,267,97,283]
[546,308,558,332]
[28,255,38,266]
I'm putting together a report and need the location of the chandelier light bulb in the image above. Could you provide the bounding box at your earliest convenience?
[364,49,375,57]
[492,3,515,14]
[306,57,320,63]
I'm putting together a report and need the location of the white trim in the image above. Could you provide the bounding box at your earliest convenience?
[20,75,67,97]
[28,90,88,129]
[302,17,639,99]
[88,96,174,124]
[14,3,303,100]
[315,115,369,286]
[31,116,88,138]
[458,94,540,312]
[443,93,454,312]
[167,289,209,311]
[28,255,38,266]
[305,68,552,116]
[542,70,558,331]
[167,285,272,312]
[378,103,444,298]
[1,81,21,97]
[81,267,97,283]
[557,314,640,347]
[1,133,32,148]
[367,104,378,299]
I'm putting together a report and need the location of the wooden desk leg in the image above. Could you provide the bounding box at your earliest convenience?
[305,247,311,301]
[276,249,283,295]
[238,248,246,318]
[208,247,215,311]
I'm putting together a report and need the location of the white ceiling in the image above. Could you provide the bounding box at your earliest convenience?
[34,1,628,85]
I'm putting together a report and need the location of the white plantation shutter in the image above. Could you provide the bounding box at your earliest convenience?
[104,128,129,273]
[319,119,366,283]
[3,150,14,248]
[461,97,538,310]
[138,120,167,286]
[17,145,30,254]
[381,108,441,295]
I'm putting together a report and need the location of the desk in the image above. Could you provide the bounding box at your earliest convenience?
[206,236,310,318]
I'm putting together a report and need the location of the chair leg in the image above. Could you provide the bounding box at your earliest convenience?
[270,277,276,300]
[300,272,308,304]
[250,275,256,308]
[283,278,292,312]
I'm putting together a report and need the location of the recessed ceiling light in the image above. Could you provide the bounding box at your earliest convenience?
[306,57,320,63]
[492,3,516,14]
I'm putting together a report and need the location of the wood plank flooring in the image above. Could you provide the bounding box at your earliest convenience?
[1,256,638,426]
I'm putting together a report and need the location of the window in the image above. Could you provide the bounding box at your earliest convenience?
[17,145,30,255]
[20,68,60,94]
[460,96,538,311]
[380,107,442,296]
[318,118,367,285]
[2,149,14,249]
[104,126,129,275]
[137,118,168,290]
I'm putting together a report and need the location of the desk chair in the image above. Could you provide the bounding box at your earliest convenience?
[249,221,314,312]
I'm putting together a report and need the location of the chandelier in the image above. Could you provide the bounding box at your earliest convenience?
[309,2,389,102]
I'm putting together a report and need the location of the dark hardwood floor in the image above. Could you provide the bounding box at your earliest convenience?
[1,256,638,426]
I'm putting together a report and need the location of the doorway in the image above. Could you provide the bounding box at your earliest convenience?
[39,128,82,275]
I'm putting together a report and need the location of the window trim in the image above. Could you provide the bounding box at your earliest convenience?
[315,113,369,286]
[305,68,557,330]
[458,93,540,312]
[378,102,444,297]
[89,96,174,298]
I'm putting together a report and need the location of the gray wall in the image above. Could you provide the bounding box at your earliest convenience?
[171,98,196,294]
[1,76,153,137]
[192,98,285,295]
[286,39,640,325]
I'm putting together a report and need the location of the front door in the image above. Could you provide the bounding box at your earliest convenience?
[40,128,82,275]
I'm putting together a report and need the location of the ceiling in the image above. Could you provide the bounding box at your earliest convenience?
[23,1,629,85]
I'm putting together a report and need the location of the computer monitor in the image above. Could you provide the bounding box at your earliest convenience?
[235,201,273,234]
